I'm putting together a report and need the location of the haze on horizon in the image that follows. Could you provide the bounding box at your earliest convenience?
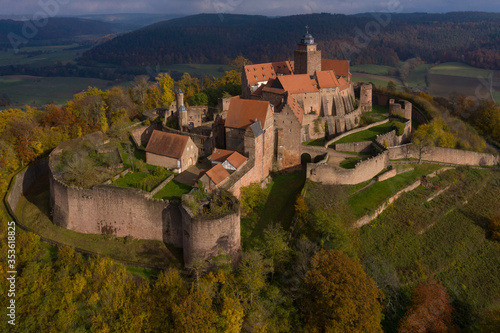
[1,0,499,17]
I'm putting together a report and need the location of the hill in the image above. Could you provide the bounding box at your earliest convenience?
[0,17,118,47]
[81,12,500,70]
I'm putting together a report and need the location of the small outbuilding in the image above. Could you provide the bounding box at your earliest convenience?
[145,130,198,172]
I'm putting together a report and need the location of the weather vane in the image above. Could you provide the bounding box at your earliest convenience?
[306,25,309,34]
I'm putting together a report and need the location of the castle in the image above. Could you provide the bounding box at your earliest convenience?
[46,31,390,266]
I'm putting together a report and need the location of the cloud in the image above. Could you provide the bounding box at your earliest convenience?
[1,0,499,16]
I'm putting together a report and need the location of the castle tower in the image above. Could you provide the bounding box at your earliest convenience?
[294,27,322,76]
[177,89,188,130]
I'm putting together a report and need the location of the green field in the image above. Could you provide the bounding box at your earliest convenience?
[0,76,120,106]
[15,175,182,267]
[351,64,396,76]
[429,62,493,78]
[352,74,403,90]
[406,63,432,88]
[0,44,89,67]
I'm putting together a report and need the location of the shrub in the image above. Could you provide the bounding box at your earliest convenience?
[392,121,406,136]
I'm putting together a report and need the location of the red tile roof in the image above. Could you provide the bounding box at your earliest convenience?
[338,77,351,91]
[244,61,294,86]
[210,148,234,163]
[316,70,340,88]
[205,163,230,185]
[225,96,271,129]
[276,74,319,94]
[226,151,248,169]
[322,59,350,77]
[287,95,304,124]
[145,130,189,159]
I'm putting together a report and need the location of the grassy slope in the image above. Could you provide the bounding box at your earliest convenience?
[359,168,500,329]
[333,121,395,144]
[348,164,442,217]
[241,171,306,249]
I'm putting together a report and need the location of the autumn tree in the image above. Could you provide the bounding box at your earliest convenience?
[411,119,456,163]
[177,72,201,101]
[399,279,454,333]
[229,56,252,73]
[488,216,500,241]
[387,81,397,92]
[261,223,290,279]
[301,249,384,333]
[131,75,150,112]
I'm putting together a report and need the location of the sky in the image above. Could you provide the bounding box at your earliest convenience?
[1,0,499,17]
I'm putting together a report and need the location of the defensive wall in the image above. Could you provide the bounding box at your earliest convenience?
[307,151,389,185]
[130,123,162,147]
[334,141,373,153]
[45,136,242,266]
[181,196,241,266]
[387,144,499,166]
[6,159,49,214]
[375,120,412,148]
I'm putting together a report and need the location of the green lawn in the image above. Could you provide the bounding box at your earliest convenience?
[333,121,396,144]
[348,164,443,217]
[112,171,148,188]
[15,175,182,268]
[241,171,306,249]
[429,62,493,78]
[153,180,192,200]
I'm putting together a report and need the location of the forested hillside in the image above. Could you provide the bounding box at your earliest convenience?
[81,12,500,70]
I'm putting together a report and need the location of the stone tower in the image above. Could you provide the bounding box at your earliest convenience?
[177,89,188,130]
[294,27,322,77]
[360,83,373,112]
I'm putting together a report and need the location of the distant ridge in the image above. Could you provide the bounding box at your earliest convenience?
[80,12,500,70]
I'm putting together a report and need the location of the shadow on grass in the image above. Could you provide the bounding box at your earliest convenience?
[244,170,306,249]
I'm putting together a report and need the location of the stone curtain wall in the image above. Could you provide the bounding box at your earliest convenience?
[375,120,411,148]
[130,123,161,147]
[7,159,49,214]
[307,151,389,185]
[334,141,373,153]
[388,144,499,166]
[49,172,184,247]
